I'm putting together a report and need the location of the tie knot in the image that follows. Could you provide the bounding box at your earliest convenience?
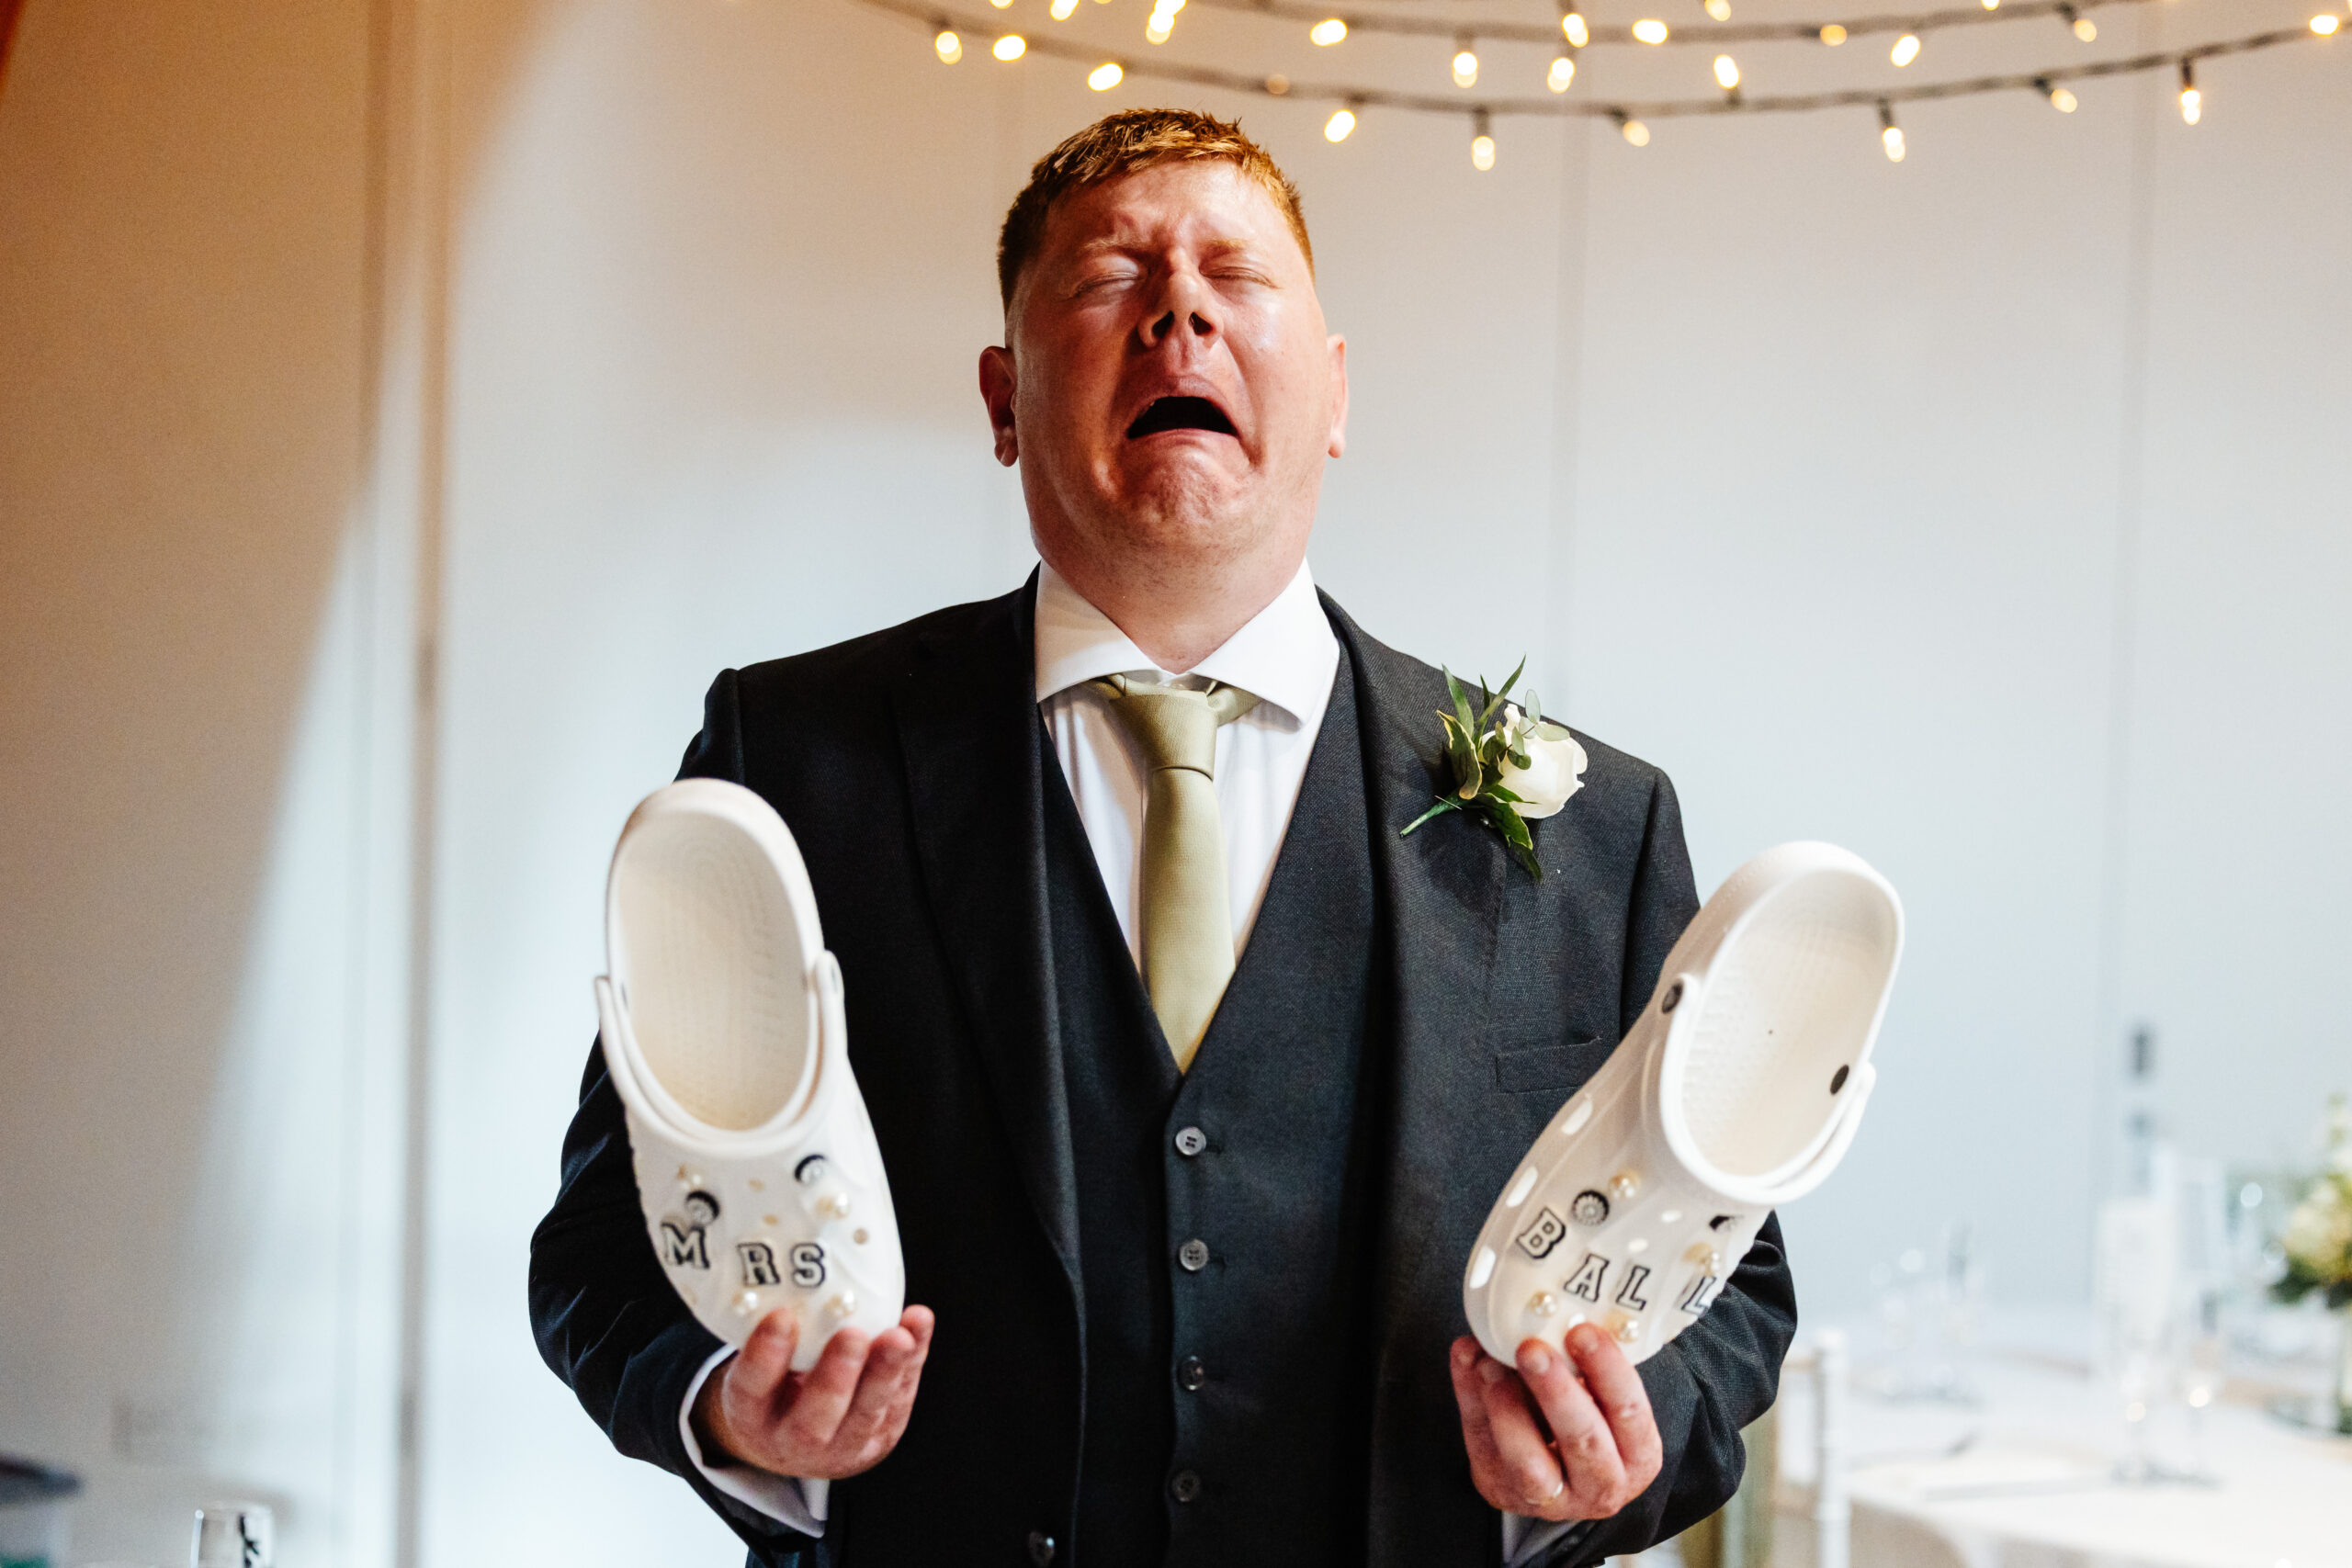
[1091,676,1259,776]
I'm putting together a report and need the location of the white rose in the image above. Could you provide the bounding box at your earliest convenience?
[1494,715,1587,820]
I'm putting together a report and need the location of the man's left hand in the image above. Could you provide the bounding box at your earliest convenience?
[1448,1322,1663,1522]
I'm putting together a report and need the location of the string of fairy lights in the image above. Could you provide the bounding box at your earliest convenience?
[844,0,2344,163]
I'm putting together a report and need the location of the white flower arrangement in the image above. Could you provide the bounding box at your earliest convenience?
[1399,660,1587,880]
[2275,1095,2352,1310]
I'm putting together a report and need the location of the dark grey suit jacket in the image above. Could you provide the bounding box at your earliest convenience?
[529,579,1796,1566]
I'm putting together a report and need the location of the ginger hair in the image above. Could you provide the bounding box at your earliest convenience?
[996,107,1312,312]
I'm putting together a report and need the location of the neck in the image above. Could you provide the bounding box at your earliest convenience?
[1043,542,1300,673]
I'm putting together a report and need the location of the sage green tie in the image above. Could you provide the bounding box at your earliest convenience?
[1091,674,1261,1070]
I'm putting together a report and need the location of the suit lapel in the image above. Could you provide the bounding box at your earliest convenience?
[1329,598,1507,1316]
[893,575,1081,1280]
[1328,597,1510,1565]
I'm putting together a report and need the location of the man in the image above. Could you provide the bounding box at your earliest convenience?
[531,108,1793,1567]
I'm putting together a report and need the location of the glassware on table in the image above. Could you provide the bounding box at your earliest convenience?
[2171,1158,2231,1480]
[2095,1191,2177,1483]
[189,1504,270,1568]
[1861,1229,1983,1404]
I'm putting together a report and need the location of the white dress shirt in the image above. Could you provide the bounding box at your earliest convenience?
[1035,557,1339,966]
[683,563,1573,1563]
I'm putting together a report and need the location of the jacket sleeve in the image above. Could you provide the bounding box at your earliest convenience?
[526,670,825,1565]
[1555,771,1800,1564]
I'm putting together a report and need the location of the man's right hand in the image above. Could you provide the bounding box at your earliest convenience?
[693,1304,935,1480]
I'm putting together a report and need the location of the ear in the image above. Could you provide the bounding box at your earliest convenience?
[978,344,1019,468]
[1325,333,1350,460]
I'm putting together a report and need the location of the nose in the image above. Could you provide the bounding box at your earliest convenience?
[1136,266,1219,355]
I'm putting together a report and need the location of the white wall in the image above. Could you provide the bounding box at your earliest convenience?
[0,3,408,1563]
[3,0,2346,1563]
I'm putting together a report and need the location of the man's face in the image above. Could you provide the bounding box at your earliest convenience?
[981,160,1347,582]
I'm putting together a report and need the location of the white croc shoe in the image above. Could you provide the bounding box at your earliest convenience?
[595,778,905,1371]
[1464,841,1901,1367]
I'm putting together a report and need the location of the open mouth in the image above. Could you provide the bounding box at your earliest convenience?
[1126,396,1238,439]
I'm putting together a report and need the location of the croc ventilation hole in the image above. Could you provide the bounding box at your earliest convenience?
[616,813,813,1131]
[1673,871,1897,1179]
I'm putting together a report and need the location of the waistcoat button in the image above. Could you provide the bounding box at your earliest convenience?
[1178,1237,1210,1271]
[1026,1530,1057,1563]
[1174,1125,1208,1156]
[1170,1469,1202,1504]
[1177,1355,1207,1391]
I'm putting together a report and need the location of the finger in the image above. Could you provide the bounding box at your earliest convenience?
[1533,1335,1627,1504]
[1477,1355,1569,1513]
[831,1325,921,1451]
[729,1310,799,1405]
[899,1303,936,1349]
[894,1308,934,1398]
[781,1326,873,1449]
[1565,1322,1662,1493]
[1448,1339,1512,1506]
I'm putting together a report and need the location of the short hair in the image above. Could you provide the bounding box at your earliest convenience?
[996,107,1312,312]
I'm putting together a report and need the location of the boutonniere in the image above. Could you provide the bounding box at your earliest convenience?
[1399,660,1588,879]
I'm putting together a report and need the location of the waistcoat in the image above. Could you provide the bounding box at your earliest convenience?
[1043,641,1381,1568]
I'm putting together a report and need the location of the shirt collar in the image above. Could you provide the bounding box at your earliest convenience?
[1033,558,1339,728]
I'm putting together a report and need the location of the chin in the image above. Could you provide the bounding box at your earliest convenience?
[1101,476,1261,566]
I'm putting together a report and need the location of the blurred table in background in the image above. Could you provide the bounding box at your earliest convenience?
[1769,1310,2352,1568]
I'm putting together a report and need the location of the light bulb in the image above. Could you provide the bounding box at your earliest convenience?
[2179,85,2201,122]
[1089,61,1123,88]
[1051,0,1078,17]
[1883,125,1905,161]
[1819,23,1846,43]
[1145,13,1171,40]
[1309,17,1346,44]
[1632,18,1669,43]
[1561,9,1589,46]
[1705,0,1730,18]
[993,32,1025,59]
[1621,118,1650,145]
[1453,49,1479,86]
[1472,132,1497,170]
[2049,85,2077,111]
[1264,72,1289,94]
[2315,13,2343,33]
[1324,107,1356,141]
[934,28,962,61]
[1713,54,1740,89]
[1547,54,1576,91]
[1982,0,1998,7]
[2074,17,2097,40]
[989,0,1012,8]
[1891,33,1920,66]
